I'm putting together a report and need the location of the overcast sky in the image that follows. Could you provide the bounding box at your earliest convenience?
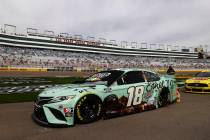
[0,0,210,50]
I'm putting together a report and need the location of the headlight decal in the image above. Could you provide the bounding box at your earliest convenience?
[50,95,75,103]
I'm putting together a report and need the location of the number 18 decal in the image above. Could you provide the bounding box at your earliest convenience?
[127,86,144,107]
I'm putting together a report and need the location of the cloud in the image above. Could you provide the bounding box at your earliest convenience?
[0,0,210,50]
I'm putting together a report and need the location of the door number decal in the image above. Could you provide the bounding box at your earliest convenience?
[127,86,144,107]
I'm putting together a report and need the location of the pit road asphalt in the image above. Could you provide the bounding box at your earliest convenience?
[0,93,210,140]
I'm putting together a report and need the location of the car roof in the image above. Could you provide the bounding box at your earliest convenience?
[201,70,210,73]
[113,68,156,73]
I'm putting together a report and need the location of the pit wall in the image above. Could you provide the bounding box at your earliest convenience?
[0,67,206,79]
[0,67,47,72]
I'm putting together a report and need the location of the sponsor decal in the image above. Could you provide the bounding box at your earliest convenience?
[104,87,112,93]
[64,108,74,117]
[76,96,87,121]
[56,38,101,47]
[74,88,88,93]
[64,108,70,113]
[144,91,152,100]
[86,72,111,82]
[146,81,164,92]
[193,78,208,80]
[58,105,64,109]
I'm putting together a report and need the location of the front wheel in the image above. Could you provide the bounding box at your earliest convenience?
[75,95,102,124]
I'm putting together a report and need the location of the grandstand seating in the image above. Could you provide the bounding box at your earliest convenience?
[0,45,209,71]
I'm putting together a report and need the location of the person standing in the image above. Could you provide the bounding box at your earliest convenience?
[167,65,175,75]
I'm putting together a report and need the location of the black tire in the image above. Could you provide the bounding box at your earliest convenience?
[158,87,169,107]
[75,95,102,124]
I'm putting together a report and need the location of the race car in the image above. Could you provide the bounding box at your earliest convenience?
[185,70,210,93]
[32,68,179,127]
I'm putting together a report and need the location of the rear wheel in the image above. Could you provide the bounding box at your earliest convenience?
[75,95,102,124]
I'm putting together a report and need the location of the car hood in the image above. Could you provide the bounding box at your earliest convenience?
[39,83,106,97]
[186,77,210,83]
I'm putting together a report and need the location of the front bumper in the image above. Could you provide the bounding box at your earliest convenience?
[32,113,68,127]
[32,103,74,127]
[185,86,210,94]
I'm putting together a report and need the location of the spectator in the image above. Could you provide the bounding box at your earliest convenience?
[0,45,210,70]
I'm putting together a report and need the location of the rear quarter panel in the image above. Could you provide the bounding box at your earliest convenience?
[160,75,177,102]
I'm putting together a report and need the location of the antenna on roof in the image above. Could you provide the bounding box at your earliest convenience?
[141,43,147,49]
[131,42,137,48]
[27,28,38,34]
[4,24,16,34]
[74,35,83,40]
[110,39,117,45]
[175,45,179,51]
[0,24,3,33]
[110,40,117,45]
[150,44,156,50]
[204,45,208,53]
[60,33,69,38]
[121,41,128,48]
[87,36,95,41]
[167,45,171,51]
[98,38,106,43]
[44,30,54,36]
[157,44,164,50]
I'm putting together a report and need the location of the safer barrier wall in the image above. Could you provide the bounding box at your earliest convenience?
[0,67,207,79]
[0,67,48,72]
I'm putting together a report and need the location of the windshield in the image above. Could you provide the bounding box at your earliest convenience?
[85,70,124,86]
[195,72,210,77]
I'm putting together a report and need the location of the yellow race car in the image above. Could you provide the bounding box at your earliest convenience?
[185,70,210,93]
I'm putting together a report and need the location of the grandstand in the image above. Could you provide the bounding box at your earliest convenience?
[0,24,209,71]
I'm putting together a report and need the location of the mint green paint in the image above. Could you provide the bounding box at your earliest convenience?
[34,69,177,126]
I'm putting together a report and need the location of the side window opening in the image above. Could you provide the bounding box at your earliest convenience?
[117,78,124,85]
[144,71,160,82]
[118,71,145,85]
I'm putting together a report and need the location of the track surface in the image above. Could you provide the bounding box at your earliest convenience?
[0,93,210,140]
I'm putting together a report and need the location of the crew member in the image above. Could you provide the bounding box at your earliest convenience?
[167,65,175,75]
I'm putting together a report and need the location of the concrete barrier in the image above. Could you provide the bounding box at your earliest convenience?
[0,67,47,72]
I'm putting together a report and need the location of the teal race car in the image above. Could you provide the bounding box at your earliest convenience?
[32,68,179,127]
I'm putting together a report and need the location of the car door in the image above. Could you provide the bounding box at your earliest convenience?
[143,71,176,102]
[143,71,161,103]
[111,71,147,108]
